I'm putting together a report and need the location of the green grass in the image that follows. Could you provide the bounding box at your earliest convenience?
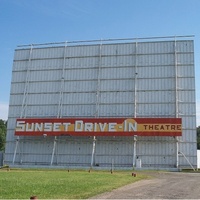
[0,168,148,199]
[181,168,200,173]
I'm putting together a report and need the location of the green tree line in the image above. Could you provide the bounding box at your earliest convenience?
[197,126,200,149]
[0,119,7,151]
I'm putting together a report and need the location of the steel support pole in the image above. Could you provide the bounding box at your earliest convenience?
[51,42,67,165]
[13,46,33,164]
[134,40,138,118]
[133,135,137,167]
[179,151,195,171]
[13,138,19,164]
[174,37,179,169]
[90,136,96,168]
[90,41,101,168]
[50,136,57,165]
[176,137,179,168]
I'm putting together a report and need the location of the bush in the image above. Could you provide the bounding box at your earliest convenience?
[0,120,7,151]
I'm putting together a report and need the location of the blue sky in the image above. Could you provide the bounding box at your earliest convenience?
[0,0,200,125]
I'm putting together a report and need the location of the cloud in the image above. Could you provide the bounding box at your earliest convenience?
[0,102,9,120]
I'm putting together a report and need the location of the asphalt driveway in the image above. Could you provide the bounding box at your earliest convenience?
[90,171,200,199]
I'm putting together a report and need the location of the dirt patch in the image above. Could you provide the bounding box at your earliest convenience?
[90,171,200,199]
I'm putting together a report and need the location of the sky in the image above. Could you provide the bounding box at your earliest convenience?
[0,0,200,125]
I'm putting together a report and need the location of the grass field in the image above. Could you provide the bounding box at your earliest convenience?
[0,168,148,199]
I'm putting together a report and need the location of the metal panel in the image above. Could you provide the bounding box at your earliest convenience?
[5,129,15,142]
[14,49,30,60]
[137,66,175,78]
[31,47,64,59]
[11,71,27,82]
[101,56,133,67]
[179,103,196,115]
[10,82,61,94]
[65,45,99,57]
[8,106,21,117]
[12,70,61,82]
[176,40,194,52]
[100,92,134,104]
[61,105,96,117]
[137,41,175,54]
[177,53,194,65]
[64,81,97,92]
[65,57,99,69]
[63,93,96,104]
[64,68,98,80]
[95,140,133,167]
[99,104,134,117]
[181,130,196,142]
[13,61,28,71]
[101,80,134,91]
[100,67,135,79]
[178,91,195,102]
[137,103,175,117]
[138,91,175,103]
[137,54,175,66]
[102,43,135,56]
[137,78,175,90]
[178,77,195,89]
[177,65,195,77]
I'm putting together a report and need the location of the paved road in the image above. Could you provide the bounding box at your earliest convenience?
[90,171,200,199]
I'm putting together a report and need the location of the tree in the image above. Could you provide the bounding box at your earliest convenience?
[0,119,7,151]
[197,126,200,150]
